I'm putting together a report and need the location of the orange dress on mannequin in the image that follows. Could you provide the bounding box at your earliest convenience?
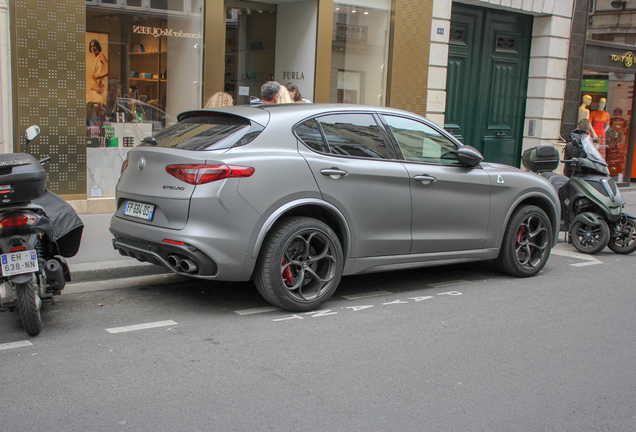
[590,110,610,158]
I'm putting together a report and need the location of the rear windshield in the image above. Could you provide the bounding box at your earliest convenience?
[144,115,264,150]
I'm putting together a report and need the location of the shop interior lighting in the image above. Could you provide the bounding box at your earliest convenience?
[611,0,627,9]
[364,11,369,14]
[352,9,357,13]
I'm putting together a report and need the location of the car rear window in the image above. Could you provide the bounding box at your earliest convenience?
[145,115,264,150]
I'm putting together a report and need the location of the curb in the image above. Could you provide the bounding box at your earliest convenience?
[69,259,171,283]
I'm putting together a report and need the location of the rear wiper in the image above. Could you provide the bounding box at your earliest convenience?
[142,136,158,146]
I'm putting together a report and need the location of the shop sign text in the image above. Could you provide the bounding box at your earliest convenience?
[283,71,305,80]
[133,26,201,39]
[610,51,634,68]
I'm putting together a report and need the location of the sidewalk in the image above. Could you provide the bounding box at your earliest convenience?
[67,190,636,285]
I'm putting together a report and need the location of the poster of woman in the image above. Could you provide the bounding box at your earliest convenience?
[86,33,109,104]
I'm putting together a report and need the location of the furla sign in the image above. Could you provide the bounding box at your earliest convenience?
[282,71,305,80]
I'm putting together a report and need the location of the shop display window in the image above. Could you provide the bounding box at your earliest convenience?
[86,5,203,147]
[580,72,635,183]
[329,1,391,105]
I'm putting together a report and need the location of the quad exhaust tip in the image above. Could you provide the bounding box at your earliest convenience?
[167,255,198,273]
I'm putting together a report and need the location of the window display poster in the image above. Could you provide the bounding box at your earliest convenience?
[86,33,109,105]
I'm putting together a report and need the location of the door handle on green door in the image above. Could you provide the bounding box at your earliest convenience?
[414,175,437,185]
[496,132,506,136]
[320,168,348,178]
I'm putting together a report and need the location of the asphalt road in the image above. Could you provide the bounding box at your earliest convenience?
[1,243,635,431]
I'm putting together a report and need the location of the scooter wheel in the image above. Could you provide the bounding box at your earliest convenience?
[607,219,636,255]
[571,219,609,255]
[16,280,43,336]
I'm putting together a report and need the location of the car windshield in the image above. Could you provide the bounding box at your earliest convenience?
[580,133,608,166]
[146,114,263,150]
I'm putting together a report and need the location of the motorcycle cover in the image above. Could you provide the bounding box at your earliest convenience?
[32,190,84,257]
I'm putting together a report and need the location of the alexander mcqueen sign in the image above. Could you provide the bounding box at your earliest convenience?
[133,26,201,39]
[610,51,634,68]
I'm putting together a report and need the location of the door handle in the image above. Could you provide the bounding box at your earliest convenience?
[496,132,506,137]
[414,175,437,185]
[320,168,348,178]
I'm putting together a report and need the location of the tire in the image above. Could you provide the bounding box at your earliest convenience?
[571,218,610,255]
[495,205,552,277]
[255,216,343,312]
[607,218,636,255]
[15,279,43,336]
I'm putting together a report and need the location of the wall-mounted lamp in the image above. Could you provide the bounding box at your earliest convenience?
[611,0,627,10]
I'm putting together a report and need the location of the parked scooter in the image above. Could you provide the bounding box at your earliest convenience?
[0,126,83,335]
[522,128,636,255]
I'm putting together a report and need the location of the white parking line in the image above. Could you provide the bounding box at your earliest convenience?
[342,290,393,300]
[0,340,33,351]
[234,306,279,316]
[552,244,603,266]
[106,320,178,334]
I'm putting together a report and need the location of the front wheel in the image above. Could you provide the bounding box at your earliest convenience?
[495,205,552,277]
[255,217,343,312]
[607,217,636,254]
[15,279,43,336]
[571,218,609,255]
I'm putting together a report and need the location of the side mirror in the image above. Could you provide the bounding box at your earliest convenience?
[457,145,484,167]
[25,125,41,142]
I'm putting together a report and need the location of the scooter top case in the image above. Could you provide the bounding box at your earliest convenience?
[0,153,46,205]
[521,145,560,173]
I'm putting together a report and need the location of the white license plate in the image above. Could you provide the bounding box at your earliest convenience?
[123,200,155,220]
[1,250,39,277]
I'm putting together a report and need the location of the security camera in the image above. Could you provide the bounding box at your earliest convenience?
[611,0,627,9]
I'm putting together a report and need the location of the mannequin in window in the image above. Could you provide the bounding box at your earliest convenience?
[590,97,610,159]
[579,94,598,140]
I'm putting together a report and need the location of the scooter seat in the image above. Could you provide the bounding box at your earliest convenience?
[541,172,569,194]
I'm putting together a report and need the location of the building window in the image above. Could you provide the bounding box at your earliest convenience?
[330,1,391,105]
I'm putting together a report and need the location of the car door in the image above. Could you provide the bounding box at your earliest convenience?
[380,114,491,254]
[296,113,412,258]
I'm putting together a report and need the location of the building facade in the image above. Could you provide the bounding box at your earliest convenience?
[2,0,606,212]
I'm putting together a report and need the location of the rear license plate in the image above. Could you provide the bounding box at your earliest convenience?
[1,250,39,277]
[123,200,155,220]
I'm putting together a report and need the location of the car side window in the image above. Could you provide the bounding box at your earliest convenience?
[295,119,329,153]
[383,115,460,165]
[316,114,391,159]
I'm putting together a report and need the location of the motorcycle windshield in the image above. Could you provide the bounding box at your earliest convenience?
[581,134,608,166]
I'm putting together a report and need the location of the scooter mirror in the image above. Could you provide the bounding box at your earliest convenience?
[25,125,41,142]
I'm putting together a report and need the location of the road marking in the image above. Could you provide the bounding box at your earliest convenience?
[342,290,393,300]
[552,244,603,266]
[427,280,470,288]
[106,320,178,334]
[0,340,33,351]
[234,306,279,316]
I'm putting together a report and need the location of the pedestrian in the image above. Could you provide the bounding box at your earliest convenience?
[260,81,281,104]
[204,92,233,108]
[285,82,311,103]
[277,85,294,103]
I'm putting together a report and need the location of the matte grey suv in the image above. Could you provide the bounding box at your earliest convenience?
[110,104,560,311]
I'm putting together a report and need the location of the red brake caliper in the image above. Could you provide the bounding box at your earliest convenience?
[282,258,293,286]
[517,226,525,244]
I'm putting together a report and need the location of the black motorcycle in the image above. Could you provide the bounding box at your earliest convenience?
[0,126,83,335]
[522,129,636,255]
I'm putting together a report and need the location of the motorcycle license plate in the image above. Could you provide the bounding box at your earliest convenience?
[1,250,39,277]
[123,200,155,220]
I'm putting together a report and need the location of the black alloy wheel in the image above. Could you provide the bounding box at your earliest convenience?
[607,217,636,254]
[255,216,343,311]
[571,218,610,255]
[496,205,552,277]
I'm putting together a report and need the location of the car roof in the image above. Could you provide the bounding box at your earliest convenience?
[177,103,431,128]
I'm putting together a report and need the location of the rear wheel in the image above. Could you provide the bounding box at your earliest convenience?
[571,218,609,255]
[255,217,343,312]
[495,205,552,277]
[16,279,43,336]
[607,218,636,255]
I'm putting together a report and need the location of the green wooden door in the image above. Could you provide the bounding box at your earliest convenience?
[445,3,532,167]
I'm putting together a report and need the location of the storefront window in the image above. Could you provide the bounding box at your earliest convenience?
[330,0,391,105]
[86,4,203,145]
[581,71,634,183]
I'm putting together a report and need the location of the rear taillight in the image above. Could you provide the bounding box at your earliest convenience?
[1,214,37,227]
[165,164,255,185]
[121,159,129,173]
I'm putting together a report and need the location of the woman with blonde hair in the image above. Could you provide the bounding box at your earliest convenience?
[204,92,233,108]
[277,85,295,104]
